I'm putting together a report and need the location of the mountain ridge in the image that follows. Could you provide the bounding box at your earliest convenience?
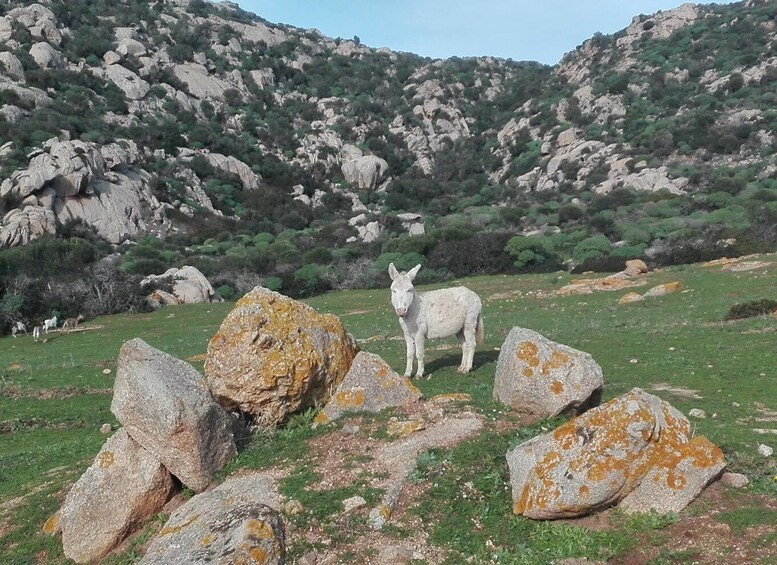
[0,0,775,307]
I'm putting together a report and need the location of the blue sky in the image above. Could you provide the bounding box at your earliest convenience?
[236,1,736,65]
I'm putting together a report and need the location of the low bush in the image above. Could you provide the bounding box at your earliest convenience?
[724,298,777,321]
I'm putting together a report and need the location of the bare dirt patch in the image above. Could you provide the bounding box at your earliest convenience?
[611,482,777,564]
[650,382,703,399]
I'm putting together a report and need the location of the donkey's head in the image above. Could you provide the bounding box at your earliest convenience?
[388,263,422,317]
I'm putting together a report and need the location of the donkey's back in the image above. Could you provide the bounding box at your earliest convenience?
[420,286,482,340]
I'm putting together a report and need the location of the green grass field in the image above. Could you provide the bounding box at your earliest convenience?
[2,257,776,564]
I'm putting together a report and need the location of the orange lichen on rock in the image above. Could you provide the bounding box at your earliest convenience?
[159,514,199,536]
[317,351,421,423]
[386,419,426,437]
[541,351,570,376]
[42,513,60,535]
[495,328,604,419]
[204,287,358,426]
[507,388,725,519]
[249,548,268,562]
[430,393,471,404]
[334,390,366,408]
[200,533,216,546]
[247,518,275,539]
[517,341,540,367]
[97,451,115,469]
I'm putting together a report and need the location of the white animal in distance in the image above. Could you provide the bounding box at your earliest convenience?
[11,321,27,338]
[43,316,58,333]
[32,326,42,342]
[389,263,484,378]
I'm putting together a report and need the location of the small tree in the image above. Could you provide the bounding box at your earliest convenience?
[504,236,561,272]
[572,235,612,264]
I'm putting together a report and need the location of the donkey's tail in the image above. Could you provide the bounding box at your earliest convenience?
[476,313,485,346]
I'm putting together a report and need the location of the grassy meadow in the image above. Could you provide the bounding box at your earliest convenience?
[1,256,776,564]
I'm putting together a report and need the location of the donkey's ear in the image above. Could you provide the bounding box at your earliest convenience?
[388,262,399,280]
[407,264,422,281]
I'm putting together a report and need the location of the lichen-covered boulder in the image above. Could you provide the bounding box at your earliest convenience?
[618,292,643,305]
[643,281,682,297]
[506,388,726,519]
[140,475,285,565]
[111,339,236,492]
[205,287,359,426]
[623,259,648,276]
[494,328,603,417]
[60,429,175,563]
[314,351,422,424]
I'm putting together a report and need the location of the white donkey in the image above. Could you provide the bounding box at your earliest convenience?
[43,316,58,333]
[389,263,484,378]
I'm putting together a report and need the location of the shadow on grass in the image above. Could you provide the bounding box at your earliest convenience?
[424,349,499,374]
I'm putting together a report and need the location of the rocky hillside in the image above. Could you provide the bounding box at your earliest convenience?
[0,0,775,298]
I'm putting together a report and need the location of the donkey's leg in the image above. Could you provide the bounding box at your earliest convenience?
[404,336,415,377]
[456,329,467,372]
[459,325,477,373]
[414,334,426,378]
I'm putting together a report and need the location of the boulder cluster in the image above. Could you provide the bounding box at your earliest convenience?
[50,284,726,562]
[57,338,237,563]
[492,324,726,521]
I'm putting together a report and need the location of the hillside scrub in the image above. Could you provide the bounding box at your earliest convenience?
[2,0,777,330]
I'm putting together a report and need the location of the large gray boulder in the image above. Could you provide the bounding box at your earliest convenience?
[507,388,726,520]
[105,64,150,100]
[111,338,236,492]
[0,52,24,80]
[315,351,422,424]
[494,328,603,417]
[140,475,285,565]
[0,138,162,246]
[0,207,57,248]
[60,429,175,563]
[172,63,232,99]
[141,265,218,304]
[29,42,63,69]
[53,172,157,244]
[6,4,61,44]
[341,145,389,190]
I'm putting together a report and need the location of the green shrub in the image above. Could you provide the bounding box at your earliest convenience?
[504,236,562,272]
[724,298,777,321]
[572,235,613,263]
[216,284,235,300]
[264,276,283,292]
[374,252,425,273]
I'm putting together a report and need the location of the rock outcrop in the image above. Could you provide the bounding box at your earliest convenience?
[0,138,166,246]
[141,265,218,304]
[205,287,359,425]
[111,339,236,492]
[341,145,389,190]
[0,207,57,247]
[507,388,726,519]
[494,328,603,417]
